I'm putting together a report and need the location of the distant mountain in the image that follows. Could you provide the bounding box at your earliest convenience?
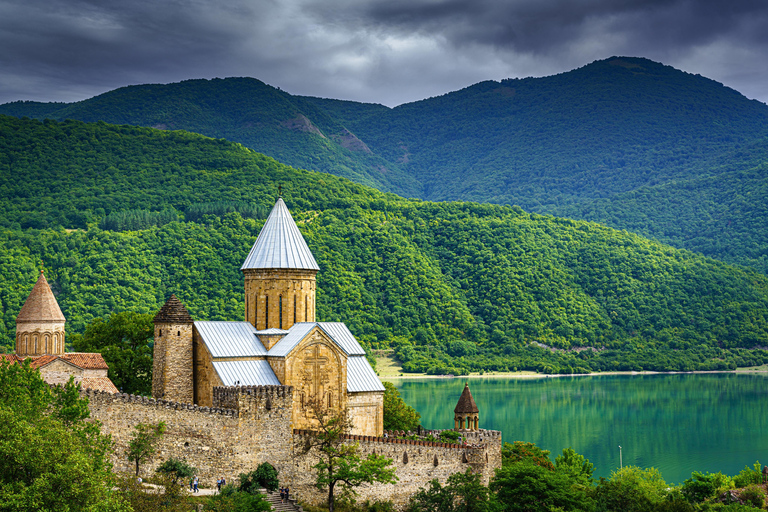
[3,57,768,271]
[1,114,767,375]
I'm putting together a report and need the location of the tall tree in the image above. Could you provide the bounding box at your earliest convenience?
[383,381,421,431]
[0,360,129,511]
[127,421,166,477]
[71,311,154,395]
[296,400,398,512]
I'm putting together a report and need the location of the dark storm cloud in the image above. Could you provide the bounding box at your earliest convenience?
[0,0,766,106]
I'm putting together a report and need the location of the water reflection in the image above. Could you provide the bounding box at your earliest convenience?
[389,373,768,484]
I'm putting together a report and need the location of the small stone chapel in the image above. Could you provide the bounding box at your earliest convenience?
[152,196,385,436]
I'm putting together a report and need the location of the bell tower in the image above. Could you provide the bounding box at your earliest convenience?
[454,382,480,431]
[241,196,319,331]
[15,270,66,356]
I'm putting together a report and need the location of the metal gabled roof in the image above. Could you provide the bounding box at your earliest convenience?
[267,322,366,357]
[268,322,315,357]
[212,360,281,386]
[346,356,385,392]
[194,321,267,358]
[255,328,290,335]
[241,197,319,271]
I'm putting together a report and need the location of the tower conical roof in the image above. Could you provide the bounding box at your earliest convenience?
[153,294,193,323]
[241,197,319,271]
[454,383,479,414]
[16,270,65,323]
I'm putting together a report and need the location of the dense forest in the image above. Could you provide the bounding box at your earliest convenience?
[2,57,767,273]
[1,115,767,375]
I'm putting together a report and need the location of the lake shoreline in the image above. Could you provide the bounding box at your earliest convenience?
[380,368,768,382]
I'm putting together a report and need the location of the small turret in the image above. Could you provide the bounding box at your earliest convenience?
[152,295,194,403]
[454,382,480,431]
[16,270,66,356]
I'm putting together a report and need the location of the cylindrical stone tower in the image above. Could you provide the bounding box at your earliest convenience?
[15,270,66,356]
[152,294,194,403]
[241,197,319,331]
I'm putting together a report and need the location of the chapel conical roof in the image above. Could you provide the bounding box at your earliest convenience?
[454,383,479,414]
[240,197,319,271]
[16,270,65,323]
[153,294,193,324]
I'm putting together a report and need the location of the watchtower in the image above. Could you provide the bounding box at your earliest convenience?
[152,294,194,403]
[454,382,480,431]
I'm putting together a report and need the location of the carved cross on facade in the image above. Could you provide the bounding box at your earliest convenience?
[304,344,328,397]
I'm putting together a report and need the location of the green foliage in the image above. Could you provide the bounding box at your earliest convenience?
[555,448,595,483]
[383,381,421,431]
[206,485,271,512]
[238,463,279,493]
[99,209,180,231]
[4,59,768,274]
[185,201,268,223]
[491,460,594,512]
[70,311,154,395]
[156,457,197,486]
[501,441,554,470]
[296,400,397,512]
[407,469,500,512]
[681,471,734,504]
[439,430,461,443]
[127,421,167,477]
[592,466,671,512]
[0,115,767,374]
[733,462,763,488]
[0,360,129,512]
[738,484,766,509]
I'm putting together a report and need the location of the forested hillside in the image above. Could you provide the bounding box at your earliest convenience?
[1,115,767,374]
[2,57,767,273]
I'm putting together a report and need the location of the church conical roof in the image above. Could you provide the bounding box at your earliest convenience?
[16,270,65,323]
[454,383,479,414]
[153,294,193,323]
[241,197,319,271]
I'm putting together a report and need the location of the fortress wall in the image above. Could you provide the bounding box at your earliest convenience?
[86,387,294,486]
[290,429,502,508]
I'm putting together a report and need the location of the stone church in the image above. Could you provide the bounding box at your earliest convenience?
[4,270,118,393]
[152,197,385,436]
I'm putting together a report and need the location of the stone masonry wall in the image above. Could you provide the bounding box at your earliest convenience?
[290,428,503,509]
[244,269,317,331]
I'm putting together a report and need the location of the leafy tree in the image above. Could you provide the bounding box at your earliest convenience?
[0,360,129,512]
[680,471,734,503]
[592,466,670,512]
[238,462,279,493]
[127,421,167,477]
[156,457,196,486]
[407,469,500,512]
[491,460,594,512]
[501,441,554,469]
[296,399,398,512]
[71,311,154,395]
[556,447,595,483]
[732,461,763,488]
[383,381,421,431]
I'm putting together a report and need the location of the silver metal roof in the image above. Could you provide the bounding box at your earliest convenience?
[212,360,281,386]
[346,356,385,392]
[241,197,320,271]
[268,322,315,357]
[195,321,267,358]
[267,322,367,357]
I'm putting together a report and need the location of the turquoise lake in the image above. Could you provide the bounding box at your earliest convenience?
[388,373,768,485]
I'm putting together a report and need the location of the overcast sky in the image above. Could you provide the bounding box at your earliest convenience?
[0,0,766,107]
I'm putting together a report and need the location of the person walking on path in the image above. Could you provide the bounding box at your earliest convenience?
[193,475,199,493]
[284,486,289,503]
[280,487,285,503]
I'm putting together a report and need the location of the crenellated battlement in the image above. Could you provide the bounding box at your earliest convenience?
[83,388,239,417]
[212,384,293,410]
[294,428,489,451]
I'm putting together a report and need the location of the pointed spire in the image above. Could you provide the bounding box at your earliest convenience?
[454,383,479,414]
[240,197,319,271]
[153,294,193,323]
[16,270,65,323]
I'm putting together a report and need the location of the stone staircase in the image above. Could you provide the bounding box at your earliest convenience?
[259,489,305,512]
